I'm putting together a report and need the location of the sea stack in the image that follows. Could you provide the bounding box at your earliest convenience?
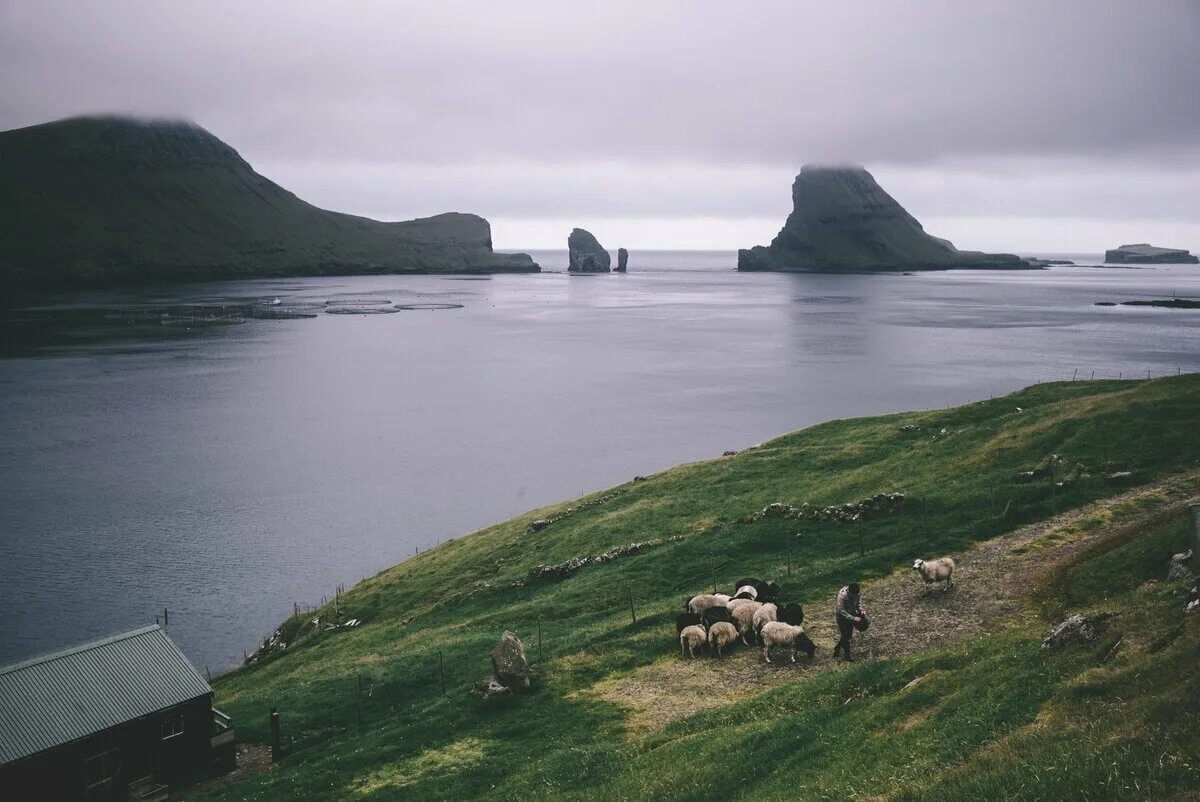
[616,248,629,272]
[738,164,1029,272]
[568,228,611,272]
[1104,244,1198,264]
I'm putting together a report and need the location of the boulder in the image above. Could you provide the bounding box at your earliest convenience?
[737,164,1030,273]
[568,228,611,272]
[616,248,629,272]
[1104,243,1198,264]
[1041,614,1109,649]
[490,630,533,690]
[1167,550,1194,582]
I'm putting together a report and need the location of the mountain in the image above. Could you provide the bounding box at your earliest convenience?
[738,164,1030,272]
[0,115,537,292]
[1105,243,1198,264]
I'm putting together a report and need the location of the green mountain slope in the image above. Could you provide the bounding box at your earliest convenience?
[0,116,537,291]
[193,376,1200,800]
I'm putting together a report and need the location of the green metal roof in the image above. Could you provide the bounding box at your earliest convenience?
[0,625,212,766]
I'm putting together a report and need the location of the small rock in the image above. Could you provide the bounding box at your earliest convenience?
[899,424,920,433]
[527,519,552,534]
[1105,471,1134,484]
[1041,614,1109,649]
[490,631,533,690]
[1014,471,1036,484]
[901,676,924,691]
[633,475,647,482]
[722,450,738,457]
[473,677,512,698]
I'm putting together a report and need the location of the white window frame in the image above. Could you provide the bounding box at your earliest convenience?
[160,712,185,740]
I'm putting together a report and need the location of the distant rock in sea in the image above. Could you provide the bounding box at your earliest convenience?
[616,248,629,272]
[568,228,611,273]
[0,115,539,293]
[738,164,1030,273]
[1104,244,1198,264]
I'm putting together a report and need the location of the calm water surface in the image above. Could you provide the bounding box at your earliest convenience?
[2,251,1198,670]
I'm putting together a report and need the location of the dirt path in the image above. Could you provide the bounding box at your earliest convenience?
[583,470,1200,737]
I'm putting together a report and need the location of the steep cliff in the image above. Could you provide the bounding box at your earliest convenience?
[738,165,1029,272]
[0,116,538,291]
[567,228,611,272]
[1105,244,1197,264]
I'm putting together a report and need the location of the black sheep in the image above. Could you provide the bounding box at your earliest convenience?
[676,612,704,633]
[795,631,817,658]
[701,606,735,629]
[760,581,782,604]
[779,602,805,626]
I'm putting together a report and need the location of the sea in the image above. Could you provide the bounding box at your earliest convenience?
[2,251,1198,671]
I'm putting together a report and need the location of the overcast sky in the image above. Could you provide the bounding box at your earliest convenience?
[2,1,1198,252]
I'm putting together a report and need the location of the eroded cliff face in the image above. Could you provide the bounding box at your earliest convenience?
[0,115,538,291]
[738,164,1028,272]
[1105,244,1198,264]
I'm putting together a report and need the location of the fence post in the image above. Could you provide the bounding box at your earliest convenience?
[357,675,363,725]
[711,561,716,593]
[537,619,543,664]
[1191,506,1200,569]
[270,708,281,762]
[627,586,637,624]
[439,651,447,696]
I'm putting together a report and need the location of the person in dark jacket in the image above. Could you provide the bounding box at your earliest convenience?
[834,583,867,661]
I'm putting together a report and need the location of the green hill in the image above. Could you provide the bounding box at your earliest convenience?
[0,116,537,292]
[193,377,1200,800]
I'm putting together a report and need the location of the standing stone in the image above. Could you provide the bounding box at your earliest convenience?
[490,630,532,690]
[616,248,629,272]
[568,228,611,273]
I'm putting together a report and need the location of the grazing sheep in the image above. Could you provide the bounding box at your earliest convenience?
[731,600,764,644]
[686,593,731,614]
[778,602,805,626]
[734,577,765,595]
[911,557,956,593]
[759,581,782,604]
[733,584,759,601]
[676,612,704,633]
[753,602,778,637]
[760,621,816,663]
[701,605,735,629]
[680,624,707,658]
[727,597,757,614]
[708,621,738,658]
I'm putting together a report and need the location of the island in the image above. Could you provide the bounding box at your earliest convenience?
[738,164,1031,272]
[1104,244,1198,264]
[0,115,539,293]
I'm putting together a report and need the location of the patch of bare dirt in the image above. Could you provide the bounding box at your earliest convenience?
[175,744,273,799]
[584,471,1200,737]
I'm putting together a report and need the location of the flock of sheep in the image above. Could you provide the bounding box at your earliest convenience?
[674,556,957,664]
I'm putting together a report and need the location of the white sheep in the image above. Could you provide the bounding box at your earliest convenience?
[726,597,757,614]
[679,624,707,658]
[707,621,738,658]
[730,600,763,644]
[760,621,810,663]
[752,602,778,637]
[911,556,956,593]
[733,584,758,600]
[686,593,731,614]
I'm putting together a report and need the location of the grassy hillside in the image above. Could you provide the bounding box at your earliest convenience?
[0,116,537,292]
[194,377,1200,800]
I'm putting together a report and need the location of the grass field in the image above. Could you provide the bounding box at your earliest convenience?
[190,376,1200,801]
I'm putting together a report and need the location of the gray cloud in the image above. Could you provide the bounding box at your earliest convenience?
[2,1,1198,248]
